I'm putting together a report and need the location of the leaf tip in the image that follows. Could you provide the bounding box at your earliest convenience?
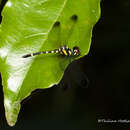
[4,99,21,127]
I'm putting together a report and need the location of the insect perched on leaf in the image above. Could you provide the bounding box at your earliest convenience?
[22,45,80,58]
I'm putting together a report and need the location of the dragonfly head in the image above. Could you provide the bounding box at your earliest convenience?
[73,46,80,56]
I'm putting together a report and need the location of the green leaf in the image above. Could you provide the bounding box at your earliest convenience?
[0,0,100,126]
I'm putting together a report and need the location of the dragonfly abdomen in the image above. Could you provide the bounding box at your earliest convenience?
[22,49,59,58]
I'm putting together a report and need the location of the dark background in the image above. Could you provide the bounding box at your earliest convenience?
[0,0,130,129]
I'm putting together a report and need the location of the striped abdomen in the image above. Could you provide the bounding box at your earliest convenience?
[22,49,60,58]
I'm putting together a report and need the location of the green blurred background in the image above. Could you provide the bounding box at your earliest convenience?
[0,0,130,129]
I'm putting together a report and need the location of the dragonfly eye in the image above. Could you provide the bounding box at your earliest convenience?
[73,46,80,56]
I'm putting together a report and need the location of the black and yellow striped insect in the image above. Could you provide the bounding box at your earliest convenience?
[22,45,80,58]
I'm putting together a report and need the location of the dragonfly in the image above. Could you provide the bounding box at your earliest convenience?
[22,15,80,58]
[22,45,80,58]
